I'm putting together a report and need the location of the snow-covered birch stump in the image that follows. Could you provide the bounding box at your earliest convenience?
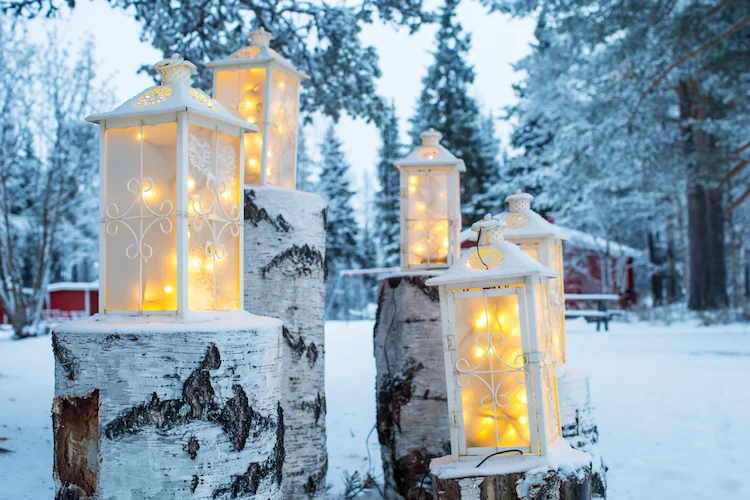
[243,186,328,499]
[52,312,283,500]
[429,442,594,500]
[558,370,607,498]
[374,273,449,500]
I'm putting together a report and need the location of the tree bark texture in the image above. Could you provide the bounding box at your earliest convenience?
[557,371,607,498]
[243,186,328,499]
[375,276,607,499]
[430,462,593,500]
[687,185,728,310]
[52,313,283,500]
[374,273,450,500]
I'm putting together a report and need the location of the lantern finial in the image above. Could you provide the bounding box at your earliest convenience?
[471,213,507,246]
[249,27,275,48]
[505,189,534,213]
[420,128,443,147]
[155,53,197,86]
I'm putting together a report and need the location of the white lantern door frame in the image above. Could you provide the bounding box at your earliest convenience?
[97,111,246,315]
[438,275,560,461]
[398,168,461,271]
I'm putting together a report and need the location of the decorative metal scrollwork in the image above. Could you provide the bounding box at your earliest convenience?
[189,88,217,110]
[105,177,174,262]
[136,87,172,107]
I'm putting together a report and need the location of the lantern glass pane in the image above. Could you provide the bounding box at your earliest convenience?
[267,70,298,189]
[406,172,449,266]
[453,292,531,450]
[187,124,242,311]
[523,248,538,260]
[215,69,266,184]
[541,362,561,445]
[104,124,177,312]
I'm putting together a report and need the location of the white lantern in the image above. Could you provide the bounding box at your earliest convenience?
[395,128,464,271]
[87,54,258,314]
[499,190,568,366]
[426,215,561,460]
[207,28,309,188]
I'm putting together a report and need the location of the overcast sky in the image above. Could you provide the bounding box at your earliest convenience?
[27,0,536,214]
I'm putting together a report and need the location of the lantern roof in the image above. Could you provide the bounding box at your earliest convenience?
[497,190,568,240]
[87,54,258,132]
[205,27,311,81]
[395,128,467,172]
[426,214,556,288]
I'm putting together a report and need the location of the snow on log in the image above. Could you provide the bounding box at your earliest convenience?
[558,370,607,498]
[51,312,283,500]
[429,441,594,500]
[374,273,449,499]
[243,186,328,499]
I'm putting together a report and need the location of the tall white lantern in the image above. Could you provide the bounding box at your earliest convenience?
[87,54,258,314]
[499,190,569,366]
[426,214,562,460]
[395,128,464,271]
[207,28,309,188]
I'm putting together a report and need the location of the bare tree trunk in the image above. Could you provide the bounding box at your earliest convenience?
[52,313,283,499]
[243,186,328,499]
[647,232,663,306]
[687,185,728,310]
[666,215,679,304]
[374,274,449,500]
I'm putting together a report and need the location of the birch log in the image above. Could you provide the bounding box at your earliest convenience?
[558,370,607,498]
[243,186,328,499]
[374,273,449,500]
[429,448,593,500]
[52,312,283,500]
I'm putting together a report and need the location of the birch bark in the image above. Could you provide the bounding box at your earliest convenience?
[243,186,328,499]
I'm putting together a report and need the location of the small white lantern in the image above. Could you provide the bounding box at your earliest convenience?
[499,190,568,366]
[207,28,310,188]
[426,215,561,460]
[87,54,258,314]
[395,128,464,271]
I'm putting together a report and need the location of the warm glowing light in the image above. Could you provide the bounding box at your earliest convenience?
[244,100,253,108]
[136,133,142,140]
[191,258,201,268]
[278,126,283,133]
[205,262,214,271]
[475,313,488,329]
[142,190,153,199]
[414,245,425,255]
[408,186,416,194]
[483,417,493,424]
[519,416,527,425]
[188,230,192,238]
[247,116,256,123]
[416,202,426,212]
[188,179,195,189]
[474,347,484,358]
[443,238,449,247]
[409,176,417,185]
[249,159,257,167]
[267,151,272,158]
[278,82,285,89]
[266,167,272,177]
[164,285,173,293]
[520,395,527,404]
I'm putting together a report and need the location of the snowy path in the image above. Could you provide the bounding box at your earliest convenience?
[1,320,749,499]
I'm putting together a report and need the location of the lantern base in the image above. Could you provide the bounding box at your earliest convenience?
[429,440,593,500]
[52,311,283,500]
[558,368,607,497]
[243,185,328,499]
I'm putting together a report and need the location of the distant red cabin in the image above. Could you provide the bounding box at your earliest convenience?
[44,282,99,321]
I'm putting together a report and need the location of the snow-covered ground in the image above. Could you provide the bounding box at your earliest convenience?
[2,319,750,498]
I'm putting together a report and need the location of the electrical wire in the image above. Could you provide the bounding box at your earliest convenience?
[475,449,524,468]
[475,228,489,270]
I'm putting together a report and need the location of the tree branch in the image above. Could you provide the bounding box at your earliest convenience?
[727,184,750,214]
[627,15,750,125]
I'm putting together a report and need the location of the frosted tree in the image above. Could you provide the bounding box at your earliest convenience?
[6,0,431,125]
[0,25,103,338]
[409,0,501,225]
[318,124,360,317]
[374,102,402,267]
[295,124,316,192]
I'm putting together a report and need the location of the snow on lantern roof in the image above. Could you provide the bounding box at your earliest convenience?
[86,53,259,132]
[496,190,568,240]
[426,214,556,288]
[205,27,311,81]
[395,128,467,171]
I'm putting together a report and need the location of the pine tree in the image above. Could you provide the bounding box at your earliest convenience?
[318,124,361,316]
[295,124,315,192]
[374,102,402,267]
[409,0,501,226]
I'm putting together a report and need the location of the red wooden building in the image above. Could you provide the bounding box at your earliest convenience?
[0,282,98,324]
